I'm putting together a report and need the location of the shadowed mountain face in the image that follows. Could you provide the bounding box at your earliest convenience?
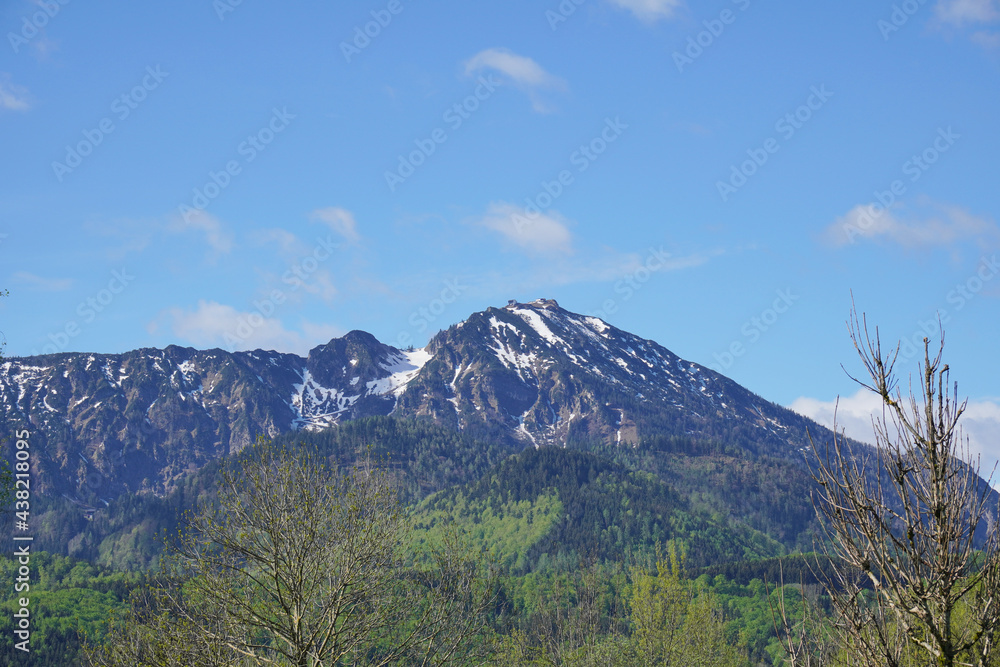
[0,299,854,505]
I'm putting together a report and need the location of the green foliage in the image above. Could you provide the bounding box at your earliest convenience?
[410,491,563,571]
[628,544,743,666]
[486,552,810,666]
[418,446,784,573]
[85,439,500,666]
[0,552,140,666]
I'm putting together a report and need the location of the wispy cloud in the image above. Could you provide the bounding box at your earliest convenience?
[0,74,31,112]
[12,271,73,291]
[934,0,1000,46]
[84,218,158,260]
[971,28,1000,46]
[544,246,719,285]
[167,210,234,257]
[821,201,1000,250]
[475,202,574,256]
[464,48,566,113]
[790,388,1000,486]
[936,0,1000,25]
[606,0,683,23]
[149,300,343,355]
[310,207,361,243]
[250,227,341,305]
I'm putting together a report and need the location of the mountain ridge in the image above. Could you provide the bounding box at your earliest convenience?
[1,298,844,507]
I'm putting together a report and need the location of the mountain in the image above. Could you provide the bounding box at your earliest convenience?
[1,298,822,504]
[0,332,426,499]
[0,297,938,563]
[399,298,820,453]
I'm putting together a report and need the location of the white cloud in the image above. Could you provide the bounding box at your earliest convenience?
[822,202,1000,249]
[790,388,1000,486]
[310,207,360,243]
[0,74,31,112]
[606,0,683,22]
[789,389,887,445]
[168,210,234,255]
[12,271,72,291]
[936,0,1000,25]
[464,48,566,113]
[465,49,559,88]
[476,202,574,255]
[149,300,343,356]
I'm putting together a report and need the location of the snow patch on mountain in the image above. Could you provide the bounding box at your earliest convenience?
[367,348,432,396]
[289,348,430,429]
[511,307,564,347]
[290,369,361,431]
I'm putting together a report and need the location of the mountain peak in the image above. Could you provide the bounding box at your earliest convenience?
[505,298,561,311]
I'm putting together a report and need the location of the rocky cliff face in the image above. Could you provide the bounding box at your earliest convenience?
[398,299,815,452]
[0,332,426,500]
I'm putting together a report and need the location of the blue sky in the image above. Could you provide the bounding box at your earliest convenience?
[1,0,998,461]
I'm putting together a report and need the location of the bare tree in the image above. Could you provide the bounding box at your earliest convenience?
[86,438,498,666]
[810,309,1000,667]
